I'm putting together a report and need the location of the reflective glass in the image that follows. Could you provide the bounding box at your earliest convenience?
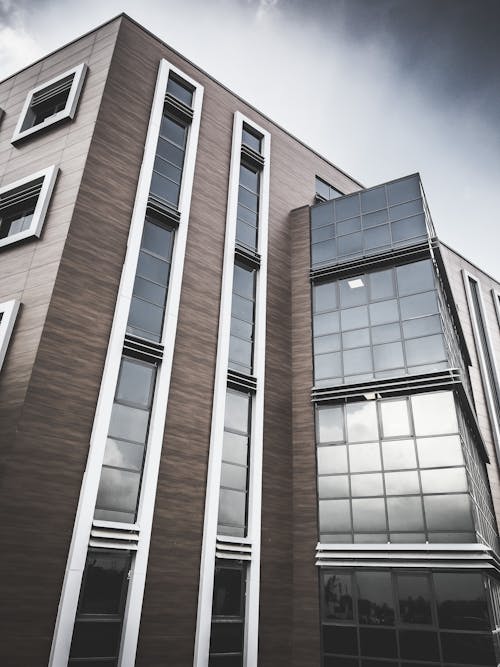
[137,252,169,285]
[166,76,193,106]
[70,621,122,659]
[349,442,381,473]
[212,566,243,616]
[411,392,458,436]
[346,402,378,442]
[371,322,400,345]
[222,432,248,466]
[384,470,420,495]
[315,352,341,380]
[405,334,446,366]
[210,623,244,653]
[420,467,467,493]
[386,176,420,206]
[242,126,261,152]
[337,217,361,235]
[399,630,439,660]
[340,277,368,307]
[389,198,423,220]
[373,341,404,370]
[403,314,442,339]
[311,203,333,228]
[322,625,358,655]
[361,186,387,213]
[315,333,341,354]
[95,467,140,514]
[128,297,163,339]
[364,225,390,250]
[343,328,370,349]
[108,403,149,443]
[318,405,344,443]
[338,232,363,256]
[160,116,186,146]
[424,493,472,531]
[400,291,438,319]
[387,496,424,531]
[133,276,166,307]
[369,299,399,326]
[352,498,386,531]
[142,220,173,258]
[369,269,395,301]
[231,294,253,322]
[359,628,397,657]
[116,358,155,407]
[440,631,495,665]
[238,186,257,211]
[357,572,395,626]
[380,400,410,437]
[317,445,348,474]
[396,260,435,296]
[314,282,338,312]
[391,215,426,242]
[416,435,463,467]
[314,311,340,336]
[218,488,246,529]
[319,499,351,532]
[318,475,349,498]
[225,391,249,433]
[351,473,383,497]
[382,439,417,470]
[390,532,426,543]
[434,572,489,631]
[321,571,354,620]
[335,195,360,221]
[221,463,247,490]
[343,347,372,375]
[239,164,259,191]
[236,218,257,248]
[103,439,144,472]
[341,305,369,330]
[79,550,130,614]
[233,264,254,298]
[362,209,388,229]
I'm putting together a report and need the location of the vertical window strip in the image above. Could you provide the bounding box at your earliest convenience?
[236,162,260,252]
[229,263,256,375]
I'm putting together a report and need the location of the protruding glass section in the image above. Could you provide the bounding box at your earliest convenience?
[311,174,434,269]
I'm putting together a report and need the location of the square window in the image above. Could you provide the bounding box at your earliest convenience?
[12,63,87,142]
[0,165,58,249]
[0,299,20,371]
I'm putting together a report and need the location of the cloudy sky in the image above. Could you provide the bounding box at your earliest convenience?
[1,0,499,277]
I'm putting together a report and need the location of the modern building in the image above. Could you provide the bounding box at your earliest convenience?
[1,13,500,667]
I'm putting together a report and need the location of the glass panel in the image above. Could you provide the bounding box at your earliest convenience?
[335,195,360,221]
[351,473,383,497]
[221,463,247,490]
[363,210,388,229]
[236,218,257,248]
[382,439,417,470]
[349,443,381,473]
[387,175,421,206]
[369,299,399,326]
[242,126,261,152]
[389,198,423,220]
[411,392,458,436]
[371,322,400,345]
[318,475,349,498]
[361,185,386,213]
[343,328,370,349]
[314,282,338,312]
[321,571,354,620]
[70,621,122,659]
[210,622,244,653]
[397,575,432,625]
[212,566,243,616]
[318,405,344,443]
[103,439,144,472]
[340,277,368,307]
[357,572,395,625]
[434,572,489,630]
[359,628,397,657]
[218,489,246,529]
[337,217,361,236]
[311,202,334,228]
[225,391,249,433]
[150,173,180,205]
[403,314,442,339]
[364,225,390,250]
[380,400,410,437]
[391,214,426,242]
[319,499,351,532]
[400,291,438,319]
[322,625,358,655]
[341,305,370,332]
[390,533,426,543]
[369,269,395,301]
[166,76,193,106]
[343,347,372,376]
[315,333,341,354]
[229,336,252,370]
[317,445,348,474]
[142,220,173,258]
[108,403,149,443]
[352,498,386,531]
[387,496,424,531]
[416,435,463,467]
[231,294,253,322]
[405,334,447,366]
[128,297,163,339]
[396,260,435,296]
[116,358,155,407]
[95,467,141,514]
[222,432,248,466]
[233,264,255,298]
[346,402,378,442]
[338,232,363,256]
[424,494,473,531]
[420,467,467,493]
[133,276,167,307]
[440,631,496,665]
[314,311,340,336]
[384,470,420,495]
[373,341,404,371]
[315,352,342,380]
[399,630,439,660]
[79,550,130,614]
[239,164,259,191]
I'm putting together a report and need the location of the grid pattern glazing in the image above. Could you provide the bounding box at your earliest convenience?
[217,389,251,538]
[320,568,496,667]
[229,262,256,375]
[313,259,450,387]
[236,163,260,251]
[311,174,431,269]
[316,391,482,544]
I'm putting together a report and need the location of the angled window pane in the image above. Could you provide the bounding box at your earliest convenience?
[350,473,383,497]
[222,432,248,466]
[103,439,144,472]
[384,470,420,495]
[318,475,349,498]
[434,572,489,631]
[369,269,395,301]
[403,314,442,339]
[371,322,400,344]
[405,334,446,366]
[313,282,338,313]
[340,276,368,307]
[373,341,404,371]
[341,305,369,331]
[369,299,399,326]
[424,493,473,531]
[400,291,438,319]
[343,347,372,376]
[420,467,467,493]
[95,467,141,515]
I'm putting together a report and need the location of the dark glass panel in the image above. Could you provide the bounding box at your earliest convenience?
[242,126,261,152]
[70,621,122,659]
[389,198,423,220]
[235,218,257,248]
[364,225,390,250]
[222,432,248,466]
[166,76,193,106]
[340,277,368,307]
[319,499,352,532]
[133,276,167,307]
[357,572,395,626]
[103,439,144,472]
[210,622,244,653]
[335,195,361,221]
[212,566,243,616]
[209,655,243,667]
[434,572,489,630]
[238,185,258,212]
[338,232,363,256]
[350,473,383,497]
[150,173,180,206]
[225,391,250,433]
[322,625,358,655]
[337,217,361,236]
[141,219,173,258]
[322,572,354,620]
[346,402,378,443]
[160,115,186,146]
[153,156,182,184]
[108,403,149,443]
[218,489,246,529]
[391,215,426,242]
[440,631,495,665]
[116,358,155,408]
[95,467,141,515]
[79,551,130,615]
[352,498,386,531]
[317,445,348,475]
[316,177,330,200]
[386,176,420,206]
[363,211,389,230]
[382,439,417,470]
[128,298,163,340]
[311,202,334,228]
[341,305,369,331]
[399,630,439,660]
[397,575,432,625]
[237,202,258,226]
[349,443,381,473]
[369,300,399,326]
[343,347,372,376]
[396,260,434,297]
[324,657,358,667]
[319,475,349,498]
[136,252,170,285]
[387,497,424,532]
[233,264,254,298]
[359,628,397,657]
[0,206,35,238]
[361,186,387,214]
[424,494,473,531]
[239,164,259,191]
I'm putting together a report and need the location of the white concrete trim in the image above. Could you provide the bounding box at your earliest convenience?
[12,62,88,143]
[492,288,500,331]
[49,59,203,666]
[194,112,270,667]
[0,299,20,371]
[0,165,59,249]
[463,270,500,463]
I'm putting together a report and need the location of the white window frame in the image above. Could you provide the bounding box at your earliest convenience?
[0,165,59,249]
[11,63,87,143]
[0,300,20,371]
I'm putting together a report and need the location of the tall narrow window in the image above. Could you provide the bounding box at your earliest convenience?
[69,549,131,666]
[126,217,174,342]
[150,113,187,208]
[94,357,156,523]
[229,263,256,375]
[236,164,260,251]
[218,390,251,537]
[209,561,246,667]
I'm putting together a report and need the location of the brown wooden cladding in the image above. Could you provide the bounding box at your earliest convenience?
[0,18,121,666]
[0,14,362,667]
[439,244,500,530]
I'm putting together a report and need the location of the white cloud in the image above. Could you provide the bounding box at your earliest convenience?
[0,25,40,78]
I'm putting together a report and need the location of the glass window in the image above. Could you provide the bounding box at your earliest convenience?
[420,467,468,493]
[359,628,397,658]
[416,435,463,468]
[387,496,424,531]
[166,75,193,106]
[321,571,354,620]
[369,299,399,326]
[361,185,386,213]
[218,488,246,534]
[411,392,458,436]
[212,566,243,616]
[341,305,369,331]
[397,574,432,625]
[340,277,368,307]
[314,311,340,337]
[116,358,155,407]
[335,195,360,221]
[399,630,439,661]
[108,403,149,444]
[424,493,473,531]
[403,314,442,339]
[400,291,438,319]
[356,572,395,626]
[349,443,381,473]
[346,402,378,442]
[314,282,338,312]
[382,439,417,470]
[318,475,349,498]
[319,499,352,532]
[371,322,400,344]
[225,391,250,433]
[318,405,344,443]
[373,341,404,371]
[242,126,262,153]
[315,352,342,380]
[95,467,141,517]
[369,269,395,302]
[380,400,410,438]
[405,334,446,366]
[396,260,435,296]
[387,175,421,206]
[343,347,372,376]
[352,498,386,531]
[434,572,489,631]
[322,625,358,655]
[351,473,383,497]
[440,631,496,665]
[384,470,420,495]
[317,446,348,475]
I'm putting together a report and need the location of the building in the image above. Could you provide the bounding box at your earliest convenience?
[1,13,500,667]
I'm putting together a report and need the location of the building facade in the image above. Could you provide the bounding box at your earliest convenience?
[0,14,499,667]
